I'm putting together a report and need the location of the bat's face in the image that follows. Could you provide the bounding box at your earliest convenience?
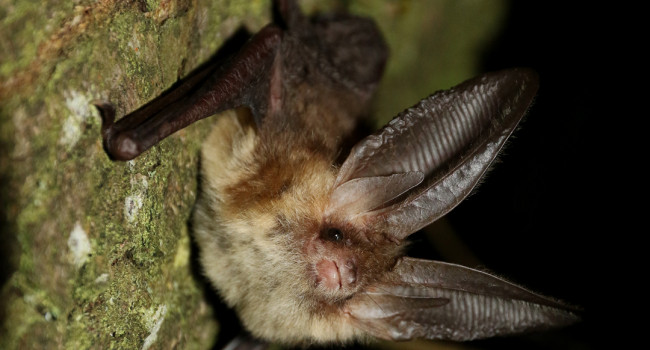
[293,201,402,303]
[198,112,399,305]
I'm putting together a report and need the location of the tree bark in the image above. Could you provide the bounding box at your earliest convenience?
[0,1,505,349]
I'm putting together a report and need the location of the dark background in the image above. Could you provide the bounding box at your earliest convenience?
[434,2,619,349]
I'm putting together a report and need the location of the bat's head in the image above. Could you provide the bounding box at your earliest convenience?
[193,108,400,337]
[212,115,404,304]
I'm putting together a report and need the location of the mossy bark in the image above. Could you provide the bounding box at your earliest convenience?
[0,1,504,349]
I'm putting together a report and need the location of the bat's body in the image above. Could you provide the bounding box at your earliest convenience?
[194,110,382,343]
[191,22,395,342]
[95,0,578,347]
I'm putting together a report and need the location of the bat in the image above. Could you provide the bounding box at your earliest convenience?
[95,0,579,347]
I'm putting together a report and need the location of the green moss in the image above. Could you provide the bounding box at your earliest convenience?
[1,1,264,348]
[144,0,160,12]
[0,1,61,76]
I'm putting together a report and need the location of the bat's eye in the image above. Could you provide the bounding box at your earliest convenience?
[321,227,344,243]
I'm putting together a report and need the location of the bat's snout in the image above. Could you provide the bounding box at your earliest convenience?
[316,258,357,290]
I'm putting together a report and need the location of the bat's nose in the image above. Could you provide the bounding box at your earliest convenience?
[316,258,357,290]
[316,259,341,290]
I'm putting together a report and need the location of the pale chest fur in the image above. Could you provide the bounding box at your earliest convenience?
[192,110,366,344]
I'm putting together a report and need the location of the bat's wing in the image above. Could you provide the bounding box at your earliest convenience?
[326,68,538,242]
[95,24,283,161]
[346,257,579,341]
[95,0,387,161]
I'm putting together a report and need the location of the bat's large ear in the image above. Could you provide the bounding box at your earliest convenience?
[326,69,538,241]
[346,257,579,341]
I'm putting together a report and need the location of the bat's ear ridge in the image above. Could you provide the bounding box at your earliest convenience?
[347,257,580,341]
[330,69,539,240]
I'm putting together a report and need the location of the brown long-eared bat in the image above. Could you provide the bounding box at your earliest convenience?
[94,0,579,347]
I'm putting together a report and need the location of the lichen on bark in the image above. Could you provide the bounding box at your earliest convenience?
[0,1,505,349]
[1,1,268,348]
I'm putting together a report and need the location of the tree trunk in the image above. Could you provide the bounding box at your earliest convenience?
[0,1,505,349]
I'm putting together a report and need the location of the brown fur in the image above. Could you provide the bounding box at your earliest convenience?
[193,98,402,345]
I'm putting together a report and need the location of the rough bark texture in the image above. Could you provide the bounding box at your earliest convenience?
[0,1,504,349]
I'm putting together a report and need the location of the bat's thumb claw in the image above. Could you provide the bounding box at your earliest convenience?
[92,100,128,161]
[91,100,116,134]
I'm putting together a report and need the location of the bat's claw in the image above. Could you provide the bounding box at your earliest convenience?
[92,100,138,161]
